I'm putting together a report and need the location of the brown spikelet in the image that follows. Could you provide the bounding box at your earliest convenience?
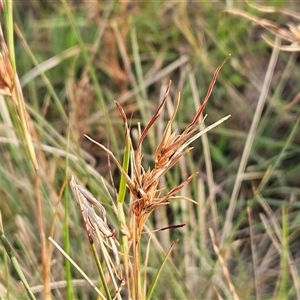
[85,55,231,237]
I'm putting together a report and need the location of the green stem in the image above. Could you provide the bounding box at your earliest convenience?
[117,122,131,296]
[91,242,112,300]
[0,228,36,300]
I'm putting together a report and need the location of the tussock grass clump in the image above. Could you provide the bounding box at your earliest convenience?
[68,56,230,298]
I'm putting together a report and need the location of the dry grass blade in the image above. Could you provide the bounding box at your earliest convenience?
[137,80,172,150]
[48,237,106,300]
[209,229,239,300]
[214,286,225,300]
[262,35,300,52]
[20,46,81,86]
[70,177,124,299]
[183,54,231,134]
[245,0,300,20]
[226,6,300,52]
[70,177,120,264]
[256,193,300,297]
[221,36,280,246]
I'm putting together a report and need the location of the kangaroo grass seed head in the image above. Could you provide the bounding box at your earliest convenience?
[71,56,230,299]
[85,55,230,237]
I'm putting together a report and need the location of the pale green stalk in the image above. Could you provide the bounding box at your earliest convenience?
[64,130,74,300]
[117,124,131,297]
[279,206,288,298]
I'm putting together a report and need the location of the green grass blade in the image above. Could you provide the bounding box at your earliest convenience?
[279,206,289,299]
[146,240,178,300]
[117,127,130,205]
[116,123,130,295]
[63,129,75,300]
[0,227,36,300]
[64,189,74,300]
[3,0,15,70]
[14,25,68,124]
[91,241,112,300]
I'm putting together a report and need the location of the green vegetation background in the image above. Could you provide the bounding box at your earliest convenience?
[1,1,300,299]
